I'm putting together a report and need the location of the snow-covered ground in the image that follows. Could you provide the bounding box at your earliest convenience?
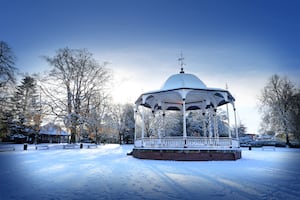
[0,144,300,200]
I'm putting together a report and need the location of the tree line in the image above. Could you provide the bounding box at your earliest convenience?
[0,41,134,144]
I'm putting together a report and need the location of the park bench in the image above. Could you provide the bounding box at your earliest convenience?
[63,144,79,149]
[262,146,276,151]
[87,144,98,149]
[35,145,49,150]
[0,146,15,152]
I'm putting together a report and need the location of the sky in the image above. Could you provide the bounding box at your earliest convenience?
[1,0,300,133]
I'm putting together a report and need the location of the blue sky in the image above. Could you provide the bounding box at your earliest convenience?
[1,0,300,133]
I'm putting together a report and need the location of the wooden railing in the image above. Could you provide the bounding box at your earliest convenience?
[134,137,240,149]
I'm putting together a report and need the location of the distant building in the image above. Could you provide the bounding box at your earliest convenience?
[239,133,257,146]
[39,123,70,143]
[256,133,275,141]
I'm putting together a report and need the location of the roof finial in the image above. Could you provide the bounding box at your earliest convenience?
[178,52,185,73]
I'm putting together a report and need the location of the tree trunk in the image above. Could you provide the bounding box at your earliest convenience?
[286,132,290,147]
[283,120,291,147]
[70,128,76,143]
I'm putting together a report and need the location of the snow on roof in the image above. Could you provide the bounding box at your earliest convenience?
[135,71,235,110]
[39,123,70,136]
[160,73,207,90]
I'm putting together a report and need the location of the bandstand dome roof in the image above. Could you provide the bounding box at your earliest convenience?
[135,70,235,111]
[161,73,207,90]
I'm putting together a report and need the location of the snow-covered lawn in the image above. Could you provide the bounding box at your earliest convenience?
[0,144,299,200]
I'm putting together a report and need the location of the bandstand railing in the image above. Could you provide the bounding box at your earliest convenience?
[134,137,240,149]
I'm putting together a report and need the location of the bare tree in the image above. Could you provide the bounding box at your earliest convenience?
[83,90,111,144]
[259,74,296,146]
[0,41,17,88]
[108,104,125,143]
[0,41,17,140]
[104,103,135,144]
[117,103,135,143]
[43,47,111,143]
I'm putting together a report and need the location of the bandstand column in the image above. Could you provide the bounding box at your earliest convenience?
[208,108,213,138]
[226,84,232,139]
[213,109,219,138]
[202,112,207,137]
[157,110,162,139]
[141,106,145,145]
[162,112,166,137]
[182,98,187,138]
[233,105,239,139]
[226,103,231,138]
[134,108,137,142]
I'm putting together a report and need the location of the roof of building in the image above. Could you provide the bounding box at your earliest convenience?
[39,123,70,136]
[135,70,235,111]
[160,73,207,91]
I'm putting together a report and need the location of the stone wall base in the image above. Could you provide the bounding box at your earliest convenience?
[132,148,242,161]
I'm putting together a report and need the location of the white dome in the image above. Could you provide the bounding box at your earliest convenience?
[160,73,207,90]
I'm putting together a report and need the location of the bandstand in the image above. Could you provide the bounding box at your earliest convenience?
[132,66,241,161]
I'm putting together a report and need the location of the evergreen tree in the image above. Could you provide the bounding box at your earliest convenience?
[11,76,41,142]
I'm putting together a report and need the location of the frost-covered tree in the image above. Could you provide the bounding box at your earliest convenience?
[43,47,111,143]
[105,103,135,144]
[216,109,231,137]
[186,109,231,137]
[0,41,16,88]
[10,76,41,140]
[164,111,182,136]
[83,91,111,144]
[186,111,202,136]
[259,74,296,146]
[121,103,135,143]
[142,111,151,137]
[105,104,123,142]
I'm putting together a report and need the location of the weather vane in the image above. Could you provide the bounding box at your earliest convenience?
[178,52,185,73]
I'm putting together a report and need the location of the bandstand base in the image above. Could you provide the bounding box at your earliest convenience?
[132,148,242,161]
